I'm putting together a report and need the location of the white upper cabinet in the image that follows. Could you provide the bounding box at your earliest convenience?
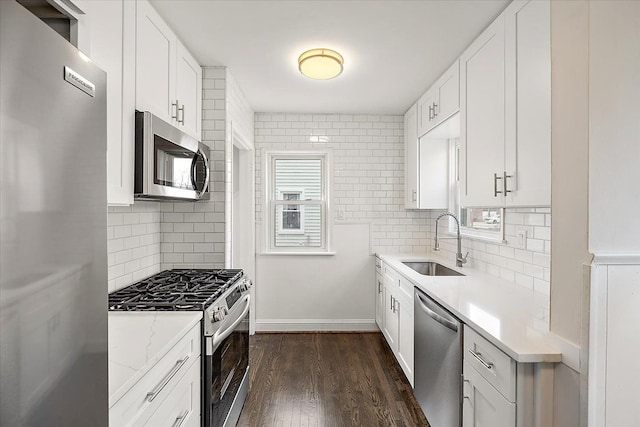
[460,0,550,208]
[417,60,460,137]
[75,0,135,205]
[136,0,202,140]
[136,0,175,124]
[504,0,551,206]
[459,14,506,208]
[175,41,202,140]
[406,60,459,210]
[404,103,419,209]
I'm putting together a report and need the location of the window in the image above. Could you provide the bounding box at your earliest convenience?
[278,190,304,234]
[263,151,332,254]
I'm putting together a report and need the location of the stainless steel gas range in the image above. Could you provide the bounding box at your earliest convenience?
[108,269,251,427]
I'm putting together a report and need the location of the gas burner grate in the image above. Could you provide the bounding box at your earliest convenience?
[108,269,243,311]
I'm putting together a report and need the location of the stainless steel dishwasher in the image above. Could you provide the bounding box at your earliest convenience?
[414,288,462,427]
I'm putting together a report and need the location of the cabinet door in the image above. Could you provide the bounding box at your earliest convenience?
[136,0,176,124]
[382,283,398,352]
[404,103,419,209]
[504,0,551,206]
[175,41,202,140]
[463,360,516,427]
[77,0,135,205]
[375,272,384,329]
[396,290,414,386]
[417,89,437,137]
[418,134,449,209]
[460,14,506,207]
[435,60,460,125]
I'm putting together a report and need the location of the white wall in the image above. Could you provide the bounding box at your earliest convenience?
[549,2,590,425]
[587,2,640,426]
[254,113,553,329]
[589,1,640,255]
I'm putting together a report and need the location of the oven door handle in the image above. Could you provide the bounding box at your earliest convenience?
[211,294,250,349]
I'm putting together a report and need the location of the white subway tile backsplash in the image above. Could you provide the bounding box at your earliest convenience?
[107,201,161,292]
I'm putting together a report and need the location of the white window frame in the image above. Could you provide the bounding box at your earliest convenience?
[277,188,305,235]
[262,150,333,255]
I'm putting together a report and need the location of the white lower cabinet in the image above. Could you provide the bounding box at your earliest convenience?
[463,359,516,427]
[377,261,414,385]
[110,323,201,427]
[382,279,399,352]
[463,325,553,427]
[375,258,384,329]
[395,279,414,387]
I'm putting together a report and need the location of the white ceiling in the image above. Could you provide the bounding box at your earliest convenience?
[150,0,510,115]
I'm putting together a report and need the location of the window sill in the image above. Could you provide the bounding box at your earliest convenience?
[259,251,336,256]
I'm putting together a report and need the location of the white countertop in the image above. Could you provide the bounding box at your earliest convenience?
[108,311,202,407]
[378,253,562,363]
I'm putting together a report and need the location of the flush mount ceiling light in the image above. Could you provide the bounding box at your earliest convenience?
[298,48,344,80]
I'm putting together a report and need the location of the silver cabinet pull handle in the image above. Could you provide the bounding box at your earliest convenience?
[412,190,417,202]
[493,173,503,197]
[172,410,190,427]
[428,105,433,121]
[390,295,394,311]
[146,355,190,402]
[378,280,382,294]
[503,171,512,194]
[178,104,185,124]
[433,102,438,118]
[469,349,494,370]
[171,100,179,120]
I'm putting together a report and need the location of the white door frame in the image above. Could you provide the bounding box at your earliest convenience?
[229,121,256,334]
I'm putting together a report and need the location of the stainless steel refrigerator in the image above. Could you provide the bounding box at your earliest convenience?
[0,1,108,425]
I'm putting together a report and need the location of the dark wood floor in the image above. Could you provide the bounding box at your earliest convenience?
[237,332,429,427]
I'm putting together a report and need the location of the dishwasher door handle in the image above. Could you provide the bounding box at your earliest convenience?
[416,293,458,332]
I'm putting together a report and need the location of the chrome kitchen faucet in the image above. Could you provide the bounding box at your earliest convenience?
[434,213,469,267]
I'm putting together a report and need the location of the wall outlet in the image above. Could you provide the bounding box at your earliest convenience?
[337,209,345,220]
[515,228,528,249]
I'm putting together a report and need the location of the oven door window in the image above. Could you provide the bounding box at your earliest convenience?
[209,311,249,426]
[154,135,196,190]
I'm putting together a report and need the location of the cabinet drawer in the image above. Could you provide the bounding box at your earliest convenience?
[110,323,201,426]
[463,326,516,401]
[143,356,201,427]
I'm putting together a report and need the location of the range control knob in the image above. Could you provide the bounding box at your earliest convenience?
[238,279,252,292]
[213,306,228,322]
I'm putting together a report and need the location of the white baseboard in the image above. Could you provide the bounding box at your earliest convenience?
[255,318,379,332]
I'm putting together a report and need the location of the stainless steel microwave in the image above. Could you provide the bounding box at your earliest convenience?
[134,111,210,201]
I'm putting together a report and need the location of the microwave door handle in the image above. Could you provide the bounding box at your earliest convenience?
[190,149,210,194]
[201,149,210,193]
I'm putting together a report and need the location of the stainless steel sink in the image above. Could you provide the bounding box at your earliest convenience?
[402,261,465,277]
